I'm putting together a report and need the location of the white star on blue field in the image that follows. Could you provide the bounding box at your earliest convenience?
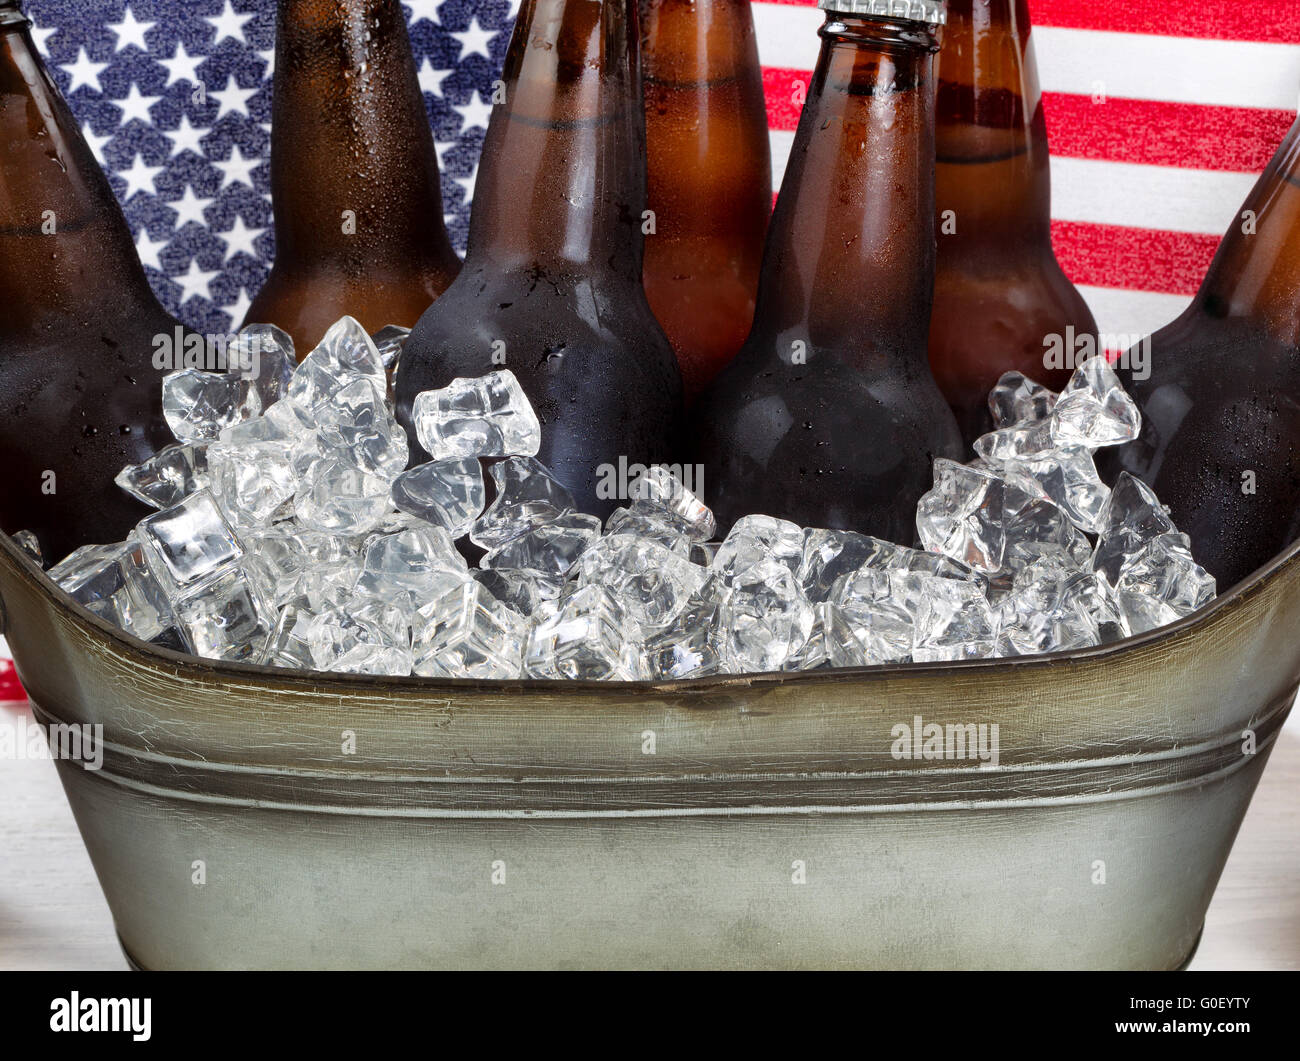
[27,0,515,333]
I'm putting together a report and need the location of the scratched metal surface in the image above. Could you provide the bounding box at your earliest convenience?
[1,531,1297,969]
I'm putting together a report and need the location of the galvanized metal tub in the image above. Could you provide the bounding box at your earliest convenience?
[0,529,1294,969]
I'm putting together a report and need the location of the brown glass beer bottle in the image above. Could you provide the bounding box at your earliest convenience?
[0,0,176,561]
[245,0,461,353]
[691,0,962,539]
[640,0,771,402]
[1101,116,1300,589]
[394,0,684,519]
[928,0,1098,444]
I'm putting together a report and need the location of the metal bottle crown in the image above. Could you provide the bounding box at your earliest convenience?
[816,0,947,25]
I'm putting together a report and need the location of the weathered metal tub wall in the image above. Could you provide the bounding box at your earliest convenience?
[1,531,1296,969]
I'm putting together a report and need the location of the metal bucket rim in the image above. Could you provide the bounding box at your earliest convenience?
[2,528,1295,696]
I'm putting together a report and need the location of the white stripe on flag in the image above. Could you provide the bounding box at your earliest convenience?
[1077,285,1192,345]
[1049,156,1257,235]
[773,128,1256,240]
[769,127,796,190]
[752,4,1300,113]
[1035,29,1300,112]
[753,2,823,70]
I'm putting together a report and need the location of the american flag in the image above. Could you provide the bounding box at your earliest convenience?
[1,0,1297,699]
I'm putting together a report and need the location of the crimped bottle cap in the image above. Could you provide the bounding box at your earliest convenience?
[817,0,947,25]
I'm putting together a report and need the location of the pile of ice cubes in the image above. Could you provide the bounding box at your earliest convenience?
[41,316,1216,680]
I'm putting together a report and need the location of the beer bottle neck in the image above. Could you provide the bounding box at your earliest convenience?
[269,0,454,275]
[751,15,938,360]
[642,0,760,83]
[1196,117,1300,346]
[465,0,647,282]
[0,8,163,336]
[935,0,1052,252]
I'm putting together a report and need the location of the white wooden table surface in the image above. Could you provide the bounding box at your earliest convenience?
[2,696,1297,971]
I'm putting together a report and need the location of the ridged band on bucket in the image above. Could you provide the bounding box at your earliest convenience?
[817,0,948,25]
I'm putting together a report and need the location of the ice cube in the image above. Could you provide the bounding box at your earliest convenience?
[287,315,386,419]
[470,456,575,549]
[482,512,602,578]
[911,576,998,662]
[999,475,1093,571]
[241,528,310,606]
[1065,569,1132,645]
[354,524,469,605]
[718,557,814,673]
[412,581,524,679]
[915,461,1006,573]
[310,376,408,479]
[136,489,243,595]
[690,542,718,567]
[115,443,209,510]
[306,598,412,675]
[207,439,296,527]
[983,446,1110,534]
[1115,533,1216,633]
[354,510,429,548]
[173,566,275,663]
[831,567,916,664]
[989,371,1057,428]
[391,459,485,540]
[297,557,364,612]
[784,606,830,671]
[820,601,876,669]
[229,323,295,406]
[1091,472,1180,584]
[797,528,900,603]
[219,413,291,446]
[713,514,804,583]
[890,547,986,584]
[524,584,644,681]
[12,529,42,566]
[472,568,564,617]
[162,368,261,443]
[266,597,317,670]
[603,509,692,557]
[973,419,1055,461]
[1050,356,1141,448]
[297,530,360,565]
[412,369,541,461]
[628,465,716,542]
[997,555,1125,655]
[917,460,1088,574]
[265,399,311,440]
[640,593,722,680]
[47,537,175,642]
[577,533,706,633]
[293,457,394,535]
[370,324,410,373]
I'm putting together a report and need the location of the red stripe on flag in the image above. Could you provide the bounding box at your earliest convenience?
[759,0,1300,43]
[1052,220,1221,295]
[1031,0,1300,45]
[763,66,807,131]
[1043,93,1294,173]
[755,197,1218,297]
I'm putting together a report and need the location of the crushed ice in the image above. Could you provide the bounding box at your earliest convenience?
[40,321,1217,679]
